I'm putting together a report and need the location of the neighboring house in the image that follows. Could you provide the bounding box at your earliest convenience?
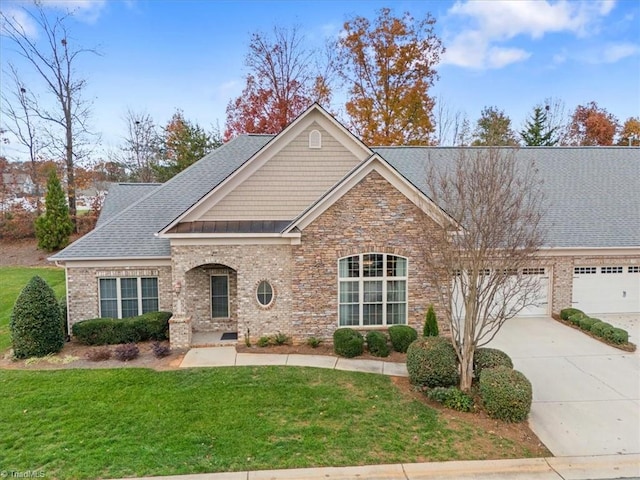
[2,173,35,196]
[51,105,640,349]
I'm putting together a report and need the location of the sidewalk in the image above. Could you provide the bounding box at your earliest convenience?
[179,346,409,377]
[117,454,640,480]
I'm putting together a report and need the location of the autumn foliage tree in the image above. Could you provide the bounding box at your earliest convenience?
[336,8,444,146]
[617,117,640,146]
[154,111,221,182]
[567,102,619,146]
[225,26,331,140]
[472,106,518,146]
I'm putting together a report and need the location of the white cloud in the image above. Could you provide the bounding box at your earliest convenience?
[601,42,639,63]
[442,0,617,69]
[0,7,39,38]
[40,0,107,23]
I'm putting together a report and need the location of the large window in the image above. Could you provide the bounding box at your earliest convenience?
[99,277,158,318]
[338,253,407,327]
[211,275,229,318]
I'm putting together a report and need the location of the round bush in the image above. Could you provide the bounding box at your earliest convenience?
[333,328,364,358]
[578,316,598,331]
[406,337,459,388]
[388,325,418,353]
[479,366,532,422]
[568,312,586,326]
[560,308,584,321]
[605,327,629,345]
[10,276,64,359]
[590,321,614,338]
[473,348,513,379]
[366,331,390,357]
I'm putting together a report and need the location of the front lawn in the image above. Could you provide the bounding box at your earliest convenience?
[0,366,537,479]
[0,267,66,352]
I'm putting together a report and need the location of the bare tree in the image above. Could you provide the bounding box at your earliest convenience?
[1,4,99,227]
[0,65,47,213]
[424,148,546,391]
[117,109,160,182]
[433,97,468,146]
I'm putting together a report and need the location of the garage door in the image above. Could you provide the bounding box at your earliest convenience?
[573,266,640,314]
[516,267,550,317]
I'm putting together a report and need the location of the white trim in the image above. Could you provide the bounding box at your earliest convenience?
[97,276,159,319]
[537,247,640,257]
[65,259,172,268]
[289,155,455,233]
[210,273,230,319]
[159,104,372,234]
[256,280,275,308]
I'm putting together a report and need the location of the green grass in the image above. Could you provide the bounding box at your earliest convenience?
[0,367,528,479]
[0,267,66,352]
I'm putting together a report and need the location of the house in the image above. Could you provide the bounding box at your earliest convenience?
[51,104,640,349]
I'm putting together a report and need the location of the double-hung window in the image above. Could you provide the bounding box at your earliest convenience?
[338,253,407,327]
[99,277,159,318]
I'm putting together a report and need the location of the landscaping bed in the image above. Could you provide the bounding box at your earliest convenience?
[552,313,636,352]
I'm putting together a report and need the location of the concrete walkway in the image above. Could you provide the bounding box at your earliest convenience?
[180,347,409,377]
[488,316,640,458]
[117,454,640,480]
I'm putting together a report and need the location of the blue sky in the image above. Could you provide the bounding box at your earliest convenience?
[1,0,639,159]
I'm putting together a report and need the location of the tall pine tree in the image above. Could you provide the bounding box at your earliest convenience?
[520,106,558,146]
[35,170,74,251]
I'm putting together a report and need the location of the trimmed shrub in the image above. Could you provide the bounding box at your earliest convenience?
[606,327,629,345]
[152,341,171,358]
[388,325,418,353]
[578,316,599,331]
[423,305,439,337]
[333,328,364,358]
[366,331,390,357]
[406,337,459,388]
[560,308,584,320]
[114,343,139,361]
[427,387,473,412]
[59,296,69,339]
[568,312,586,326]
[72,311,172,345]
[591,321,614,338]
[480,367,532,422]
[86,346,112,362]
[10,276,65,359]
[473,348,513,379]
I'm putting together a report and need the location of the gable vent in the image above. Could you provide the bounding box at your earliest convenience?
[309,129,322,149]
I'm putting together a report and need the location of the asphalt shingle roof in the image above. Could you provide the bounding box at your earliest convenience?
[52,138,639,261]
[96,183,161,228]
[52,134,273,260]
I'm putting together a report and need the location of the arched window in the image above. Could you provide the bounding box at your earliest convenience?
[338,253,407,326]
[309,129,322,149]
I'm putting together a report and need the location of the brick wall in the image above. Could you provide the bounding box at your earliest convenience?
[291,170,446,340]
[66,265,172,330]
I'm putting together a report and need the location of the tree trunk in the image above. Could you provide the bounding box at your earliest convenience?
[459,341,475,392]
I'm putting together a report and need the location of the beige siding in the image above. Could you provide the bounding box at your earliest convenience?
[201,123,361,221]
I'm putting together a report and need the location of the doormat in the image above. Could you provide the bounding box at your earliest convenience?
[221,332,238,341]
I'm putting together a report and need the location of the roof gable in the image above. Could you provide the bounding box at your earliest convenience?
[160,104,372,234]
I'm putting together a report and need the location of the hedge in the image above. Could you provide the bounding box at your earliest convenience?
[72,311,172,345]
[366,331,390,357]
[479,367,532,422]
[333,328,364,358]
[568,312,586,326]
[388,325,418,353]
[578,316,599,331]
[560,308,584,321]
[406,337,459,388]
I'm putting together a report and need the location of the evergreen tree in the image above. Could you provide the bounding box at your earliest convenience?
[35,170,74,251]
[520,106,558,146]
[11,275,65,358]
[472,106,519,146]
[423,305,439,337]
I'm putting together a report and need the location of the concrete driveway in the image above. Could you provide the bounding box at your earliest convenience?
[488,316,640,458]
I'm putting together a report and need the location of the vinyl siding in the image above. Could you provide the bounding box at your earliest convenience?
[200,123,361,221]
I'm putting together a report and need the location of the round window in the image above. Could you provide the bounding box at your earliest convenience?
[257,280,274,306]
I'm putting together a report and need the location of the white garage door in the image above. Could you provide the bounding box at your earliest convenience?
[516,267,550,317]
[573,266,640,314]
